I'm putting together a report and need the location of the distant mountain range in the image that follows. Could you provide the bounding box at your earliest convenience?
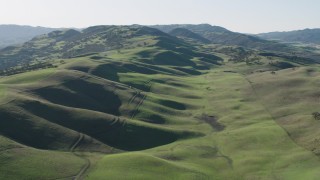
[152,24,267,47]
[0,25,185,69]
[1,24,320,50]
[0,25,58,48]
[151,24,299,53]
[257,28,320,44]
[0,24,286,51]
[1,24,319,70]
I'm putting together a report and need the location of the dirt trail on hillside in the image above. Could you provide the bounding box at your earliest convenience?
[130,79,153,119]
[69,133,91,180]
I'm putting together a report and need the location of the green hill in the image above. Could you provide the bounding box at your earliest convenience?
[1,25,320,179]
[152,24,277,48]
[152,24,320,62]
[0,25,189,70]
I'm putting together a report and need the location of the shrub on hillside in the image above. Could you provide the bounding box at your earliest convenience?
[312,112,320,120]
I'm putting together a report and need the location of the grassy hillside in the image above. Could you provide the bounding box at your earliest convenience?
[1,25,320,179]
[0,25,174,70]
[247,66,320,155]
[86,63,320,179]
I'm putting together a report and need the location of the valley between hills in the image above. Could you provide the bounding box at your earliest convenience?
[0,25,320,179]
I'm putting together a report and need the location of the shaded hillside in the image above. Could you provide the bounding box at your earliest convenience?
[0,26,222,152]
[257,28,320,44]
[0,25,57,49]
[152,24,275,48]
[169,28,211,43]
[0,25,222,71]
[1,23,320,179]
[153,24,320,62]
[0,26,172,70]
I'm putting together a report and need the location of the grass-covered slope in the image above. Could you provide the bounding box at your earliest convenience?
[0,25,176,70]
[0,134,86,179]
[1,25,320,179]
[0,31,219,178]
[248,66,320,155]
[87,64,320,180]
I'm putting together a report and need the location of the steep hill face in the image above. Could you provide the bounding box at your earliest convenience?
[257,28,320,44]
[0,25,58,49]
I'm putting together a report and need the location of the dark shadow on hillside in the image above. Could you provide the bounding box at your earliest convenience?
[157,99,187,110]
[33,79,122,116]
[90,63,122,82]
[270,61,296,69]
[153,51,197,67]
[91,62,162,83]
[135,112,166,124]
[17,100,193,151]
[122,63,159,74]
[0,105,76,150]
[173,67,201,75]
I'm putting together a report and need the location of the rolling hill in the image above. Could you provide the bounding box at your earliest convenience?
[153,24,320,62]
[0,25,195,70]
[258,28,320,44]
[152,24,284,49]
[1,25,320,179]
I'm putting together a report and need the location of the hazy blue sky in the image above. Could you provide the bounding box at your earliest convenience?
[0,0,319,33]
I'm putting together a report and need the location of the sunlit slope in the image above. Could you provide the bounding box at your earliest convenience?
[1,25,320,179]
[88,68,320,180]
[0,135,86,179]
[248,66,320,155]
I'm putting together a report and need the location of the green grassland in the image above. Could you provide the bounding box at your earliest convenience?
[0,146,86,179]
[0,69,55,84]
[1,26,320,179]
[87,66,320,180]
[247,66,320,155]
